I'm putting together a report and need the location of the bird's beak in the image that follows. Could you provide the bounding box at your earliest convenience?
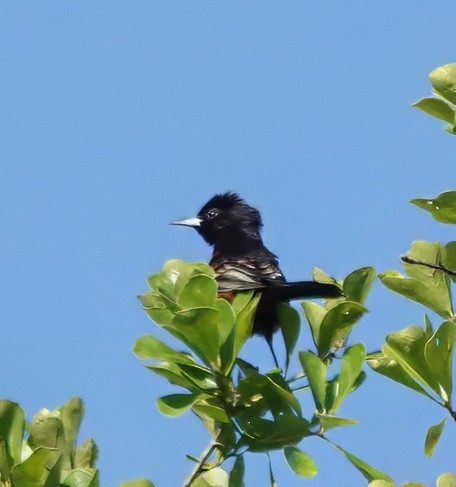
[170,217,202,228]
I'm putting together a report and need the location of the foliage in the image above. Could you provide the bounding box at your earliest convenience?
[369,189,456,461]
[0,397,98,487]
[135,260,389,485]
[414,63,456,134]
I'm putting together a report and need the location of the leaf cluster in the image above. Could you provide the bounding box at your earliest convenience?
[135,261,387,485]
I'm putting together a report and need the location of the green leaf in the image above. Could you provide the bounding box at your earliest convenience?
[437,473,456,487]
[342,267,376,304]
[442,242,456,282]
[384,322,456,402]
[424,418,446,457]
[329,441,393,482]
[367,350,431,399]
[424,320,456,401]
[11,447,61,487]
[313,413,358,431]
[429,63,456,105]
[179,275,217,308]
[413,97,455,123]
[0,400,25,466]
[0,438,10,481]
[329,344,366,413]
[266,373,302,417]
[192,467,229,487]
[119,479,155,487]
[170,307,225,367]
[301,302,326,349]
[298,352,326,412]
[219,293,260,375]
[317,301,367,357]
[133,335,195,364]
[156,394,199,416]
[278,304,300,372]
[27,410,65,451]
[244,415,311,452]
[283,445,317,478]
[411,191,456,224]
[368,481,395,487]
[312,267,338,285]
[59,397,84,458]
[62,468,98,487]
[380,242,453,318]
[146,362,213,392]
[75,439,98,469]
[192,403,230,423]
[228,456,245,487]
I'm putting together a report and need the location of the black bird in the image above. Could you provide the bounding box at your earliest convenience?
[172,192,343,366]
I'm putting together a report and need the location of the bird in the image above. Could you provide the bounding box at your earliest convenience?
[171,192,343,367]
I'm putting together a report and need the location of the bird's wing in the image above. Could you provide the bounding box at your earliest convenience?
[214,262,267,291]
[211,256,285,292]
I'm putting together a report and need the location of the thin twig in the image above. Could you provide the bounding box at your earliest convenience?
[184,433,221,487]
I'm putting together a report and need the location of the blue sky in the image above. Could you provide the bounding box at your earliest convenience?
[2,2,456,486]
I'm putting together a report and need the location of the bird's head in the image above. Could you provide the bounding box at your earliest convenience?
[172,192,263,247]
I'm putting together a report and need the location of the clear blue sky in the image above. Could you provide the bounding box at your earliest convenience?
[2,2,456,486]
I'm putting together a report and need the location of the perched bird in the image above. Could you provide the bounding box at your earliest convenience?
[172,192,342,366]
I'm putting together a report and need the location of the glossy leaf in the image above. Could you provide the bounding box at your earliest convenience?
[380,267,453,319]
[63,468,99,487]
[317,301,367,357]
[368,481,395,487]
[192,403,230,423]
[367,350,431,399]
[424,418,446,457]
[11,447,61,487]
[220,293,260,374]
[423,320,456,401]
[413,97,455,123]
[437,473,456,487]
[193,467,229,487]
[27,410,65,450]
[278,304,300,371]
[411,191,456,224]
[0,400,24,466]
[75,439,98,469]
[59,397,84,458]
[0,438,10,481]
[314,413,358,431]
[385,322,456,402]
[133,335,194,364]
[301,301,326,349]
[228,456,245,487]
[179,275,217,308]
[266,373,302,417]
[119,480,155,487]
[283,445,317,478]
[429,63,456,105]
[244,415,311,451]
[442,242,456,282]
[312,267,338,285]
[329,344,366,413]
[146,362,211,392]
[299,352,326,412]
[330,441,393,482]
[343,267,376,304]
[156,394,200,416]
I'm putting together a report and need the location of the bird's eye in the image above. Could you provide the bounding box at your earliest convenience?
[206,209,218,219]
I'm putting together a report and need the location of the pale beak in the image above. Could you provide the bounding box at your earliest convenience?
[170,217,202,228]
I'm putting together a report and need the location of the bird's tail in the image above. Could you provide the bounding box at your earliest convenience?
[270,281,343,301]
